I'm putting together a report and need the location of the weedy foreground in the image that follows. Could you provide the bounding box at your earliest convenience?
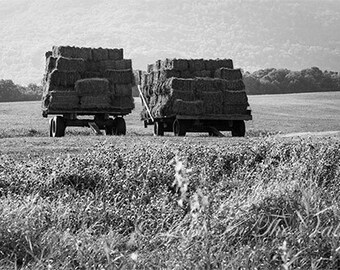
[0,136,339,269]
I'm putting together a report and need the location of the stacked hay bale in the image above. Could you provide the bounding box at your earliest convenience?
[140,58,248,118]
[42,46,134,111]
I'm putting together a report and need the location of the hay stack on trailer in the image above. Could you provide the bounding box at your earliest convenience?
[140,58,249,119]
[42,46,134,112]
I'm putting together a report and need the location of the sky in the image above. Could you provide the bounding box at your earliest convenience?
[0,0,339,85]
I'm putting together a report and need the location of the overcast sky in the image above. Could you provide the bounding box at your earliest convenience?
[0,0,339,85]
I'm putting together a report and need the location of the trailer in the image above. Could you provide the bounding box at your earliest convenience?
[138,85,252,137]
[41,45,135,137]
[42,108,131,137]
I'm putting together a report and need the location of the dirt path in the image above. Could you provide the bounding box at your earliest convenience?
[278,131,340,138]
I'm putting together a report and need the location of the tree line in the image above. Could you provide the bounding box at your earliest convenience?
[243,67,340,95]
[1,67,339,102]
[0,80,42,102]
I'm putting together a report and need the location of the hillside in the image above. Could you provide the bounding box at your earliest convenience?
[0,0,339,85]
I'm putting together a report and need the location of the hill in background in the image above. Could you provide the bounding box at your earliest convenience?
[0,0,339,85]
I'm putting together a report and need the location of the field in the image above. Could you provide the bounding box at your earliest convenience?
[1,91,340,138]
[0,92,340,269]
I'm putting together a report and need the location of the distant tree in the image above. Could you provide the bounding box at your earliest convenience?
[0,80,23,101]
[0,80,42,102]
[244,67,340,95]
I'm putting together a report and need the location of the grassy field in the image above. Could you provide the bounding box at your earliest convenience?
[248,91,340,134]
[0,92,340,269]
[0,91,339,138]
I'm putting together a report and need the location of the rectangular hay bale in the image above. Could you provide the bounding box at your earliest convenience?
[85,61,100,72]
[224,80,245,91]
[204,59,233,71]
[223,104,248,114]
[149,95,158,108]
[111,95,135,110]
[222,90,249,105]
[165,59,189,71]
[165,77,193,92]
[98,60,117,72]
[108,48,123,60]
[80,95,112,109]
[52,46,92,61]
[199,91,224,114]
[47,91,80,110]
[192,78,216,95]
[215,59,234,69]
[133,70,142,86]
[43,80,74,93]
[153,71,160,85]
[188,59,205,71]
[193,70,212,78]
[113,84,133,96]
[45,56,57,73]
[147,64,155,73]
[215,68,243,81]
[81,71,102,79]
[45,51,52,59]
[170,89,195,101]
[115,59,132,70]
[92,48,109,61]
[48,69,81,87]
[104,69,133,84]
[158,69,180,81]
[180,70,192,78]
[146,72,154,85]
[141,73,149,87]
[56,57,86,73]
[173,100,204,115]
[192,78,228,96]
[155,60,163,70]
[75,78,110,96]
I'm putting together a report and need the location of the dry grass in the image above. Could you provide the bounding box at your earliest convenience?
[0,136,339,269]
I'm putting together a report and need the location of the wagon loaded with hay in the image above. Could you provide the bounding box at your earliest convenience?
[42,46,134,137]
[136,58,252,136]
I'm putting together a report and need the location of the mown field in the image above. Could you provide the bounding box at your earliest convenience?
[0,92,339,269]
[1,91,339,138]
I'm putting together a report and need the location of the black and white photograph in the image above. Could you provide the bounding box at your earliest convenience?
[0,0,339,269]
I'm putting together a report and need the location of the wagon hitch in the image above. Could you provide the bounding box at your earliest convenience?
[207,126,225,137]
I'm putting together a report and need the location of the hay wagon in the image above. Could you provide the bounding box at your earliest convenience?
[42,46,135,137]
[137,58,253,137]
[138,85,252,137]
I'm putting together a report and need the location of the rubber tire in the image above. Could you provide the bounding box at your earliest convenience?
[115,117,126,135]
[231,120,245,137]
[105,118,115,135]
[173,119,186,137]
[49,118,53,137]
[154,122,164,136]
[51,116,65,137]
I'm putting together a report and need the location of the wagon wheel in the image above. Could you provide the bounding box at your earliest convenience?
[51,116,66,137]
[154,121,164,136]
[105,118,115,135]
[49,118,53,137]
[114,117,126,135]
[231,120,245,137]
[173,119,186,137]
